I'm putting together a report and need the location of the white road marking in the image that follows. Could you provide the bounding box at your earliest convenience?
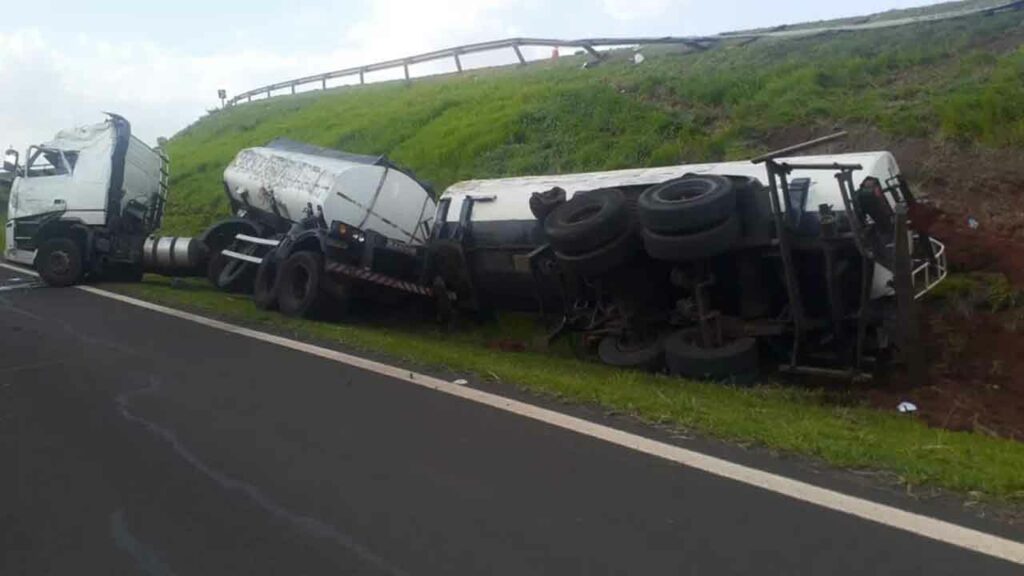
[2,261,1022,564]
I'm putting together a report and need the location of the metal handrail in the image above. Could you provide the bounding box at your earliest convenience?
[227,35,717,105]
[913,237,947,300]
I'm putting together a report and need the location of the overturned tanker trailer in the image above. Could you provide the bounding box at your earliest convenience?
[203,138,439,316]
[429,133,948,382]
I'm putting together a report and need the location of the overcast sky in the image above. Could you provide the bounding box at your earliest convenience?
[0,0,940,154]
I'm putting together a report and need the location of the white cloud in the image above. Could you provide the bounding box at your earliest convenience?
[602,0,680,21]
[0,0,526,154]
[0,28,328,153]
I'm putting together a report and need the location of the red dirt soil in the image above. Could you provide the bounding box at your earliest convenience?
[867,210,1024,440]
[761,127,1024,439]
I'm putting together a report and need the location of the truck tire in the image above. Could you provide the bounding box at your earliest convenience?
[665,329,758,384]
[37,237,84,287]
[555,228,641,276]
[529,186,567,221]
[277,251,325,318]
[725,175,760,193]
[598,334,665,371]
[638,175,735,234]
[208,246,255,293]
[252,258,279,310]
[642,213,739,262]
[544,188,630,255]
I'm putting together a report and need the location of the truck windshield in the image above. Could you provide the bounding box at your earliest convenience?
[26,147,72,177]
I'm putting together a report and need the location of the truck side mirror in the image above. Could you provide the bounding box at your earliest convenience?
[3,148,18,174]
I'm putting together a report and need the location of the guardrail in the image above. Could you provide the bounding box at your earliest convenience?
[227,36,718,105]
[227,0,1024,106]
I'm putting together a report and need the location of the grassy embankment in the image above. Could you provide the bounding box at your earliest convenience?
[103,3,1024,501]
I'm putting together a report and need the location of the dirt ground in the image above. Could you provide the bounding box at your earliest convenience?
[761,127,1024,439]
[865,210,1024,441]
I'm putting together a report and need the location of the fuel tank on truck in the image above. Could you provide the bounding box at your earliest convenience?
[222,139,435,245]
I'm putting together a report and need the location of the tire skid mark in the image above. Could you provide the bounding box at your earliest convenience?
[0,281,46,292]
[110,509,177,576]
[0,293,46,321]
[115,378,408,576]
[0,359,68,376]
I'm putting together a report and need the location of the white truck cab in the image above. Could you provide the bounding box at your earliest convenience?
[4,114,175,284]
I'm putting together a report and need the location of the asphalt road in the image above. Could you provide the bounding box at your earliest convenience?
[1,266,1020,575]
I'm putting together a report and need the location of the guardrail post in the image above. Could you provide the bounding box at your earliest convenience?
[291,84,296,95]
[322,78,327,90]
[266,89,271,99]
[454,52,463,72]
[512,44,526,65]
[403,61,410,81]
[359,69,365,85]
[247,95,252,103]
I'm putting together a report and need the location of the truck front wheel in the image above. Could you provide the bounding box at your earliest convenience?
[277,251,325,318]
[37,237,84,287]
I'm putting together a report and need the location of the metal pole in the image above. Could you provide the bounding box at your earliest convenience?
[359,69,365,85]
[893,204,925,385]
[512,44,526,65]
[322,78,327,90]
[454,53,463,72]
[582,45,603,60]
[765,162,805,367]
[266,89,271,99]
[403,62,410,81]
[291,84,296,95]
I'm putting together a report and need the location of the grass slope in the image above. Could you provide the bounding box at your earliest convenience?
[163,2,1024,235]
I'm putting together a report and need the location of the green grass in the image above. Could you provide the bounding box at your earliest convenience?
[91,2,1024,501]
[161,3,1024,235]
[107,276,1024,501]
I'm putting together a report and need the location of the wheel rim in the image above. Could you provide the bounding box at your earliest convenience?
[49,250,71,276]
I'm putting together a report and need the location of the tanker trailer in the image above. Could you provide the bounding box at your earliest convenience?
[430,133,947,382]
[204,139,439,317]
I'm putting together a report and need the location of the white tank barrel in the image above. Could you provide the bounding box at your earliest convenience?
[222,139,435,245]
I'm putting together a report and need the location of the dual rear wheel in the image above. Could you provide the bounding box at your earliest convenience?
[249,251,330,318]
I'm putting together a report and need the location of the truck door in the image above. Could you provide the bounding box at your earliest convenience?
[8,147,99,251]
[11,147,103,230]
[13,147,75,217]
